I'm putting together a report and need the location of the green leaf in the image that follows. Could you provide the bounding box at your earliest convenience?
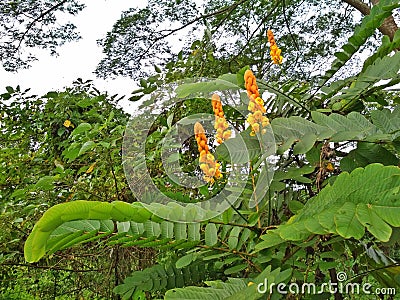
[236,66,249,88]
[356,203,392,242]
[71,123,92,136]
[228,226,241,250]
[77,98,95,108]
[5,86,14,94]
[34,176,54,191]
[175,77,239,98]
[224,264,247,275]
[255,232,285,251]
[373,206,400,227]
[363,30,400,72]
[293,133,316,155]
[288,200,304,214]
[340,142,399,172]
[154,65,162,73]
[78,141,96,156]
[24,201,157,262]
[338,52,400,102]
[176,253,196,269]
[334,202,365,239]
[216,129,260,164]
[139,78,147,88]
[271,164,400,242]
[205,223,218,246]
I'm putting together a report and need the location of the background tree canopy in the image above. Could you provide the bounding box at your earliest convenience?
[1,0,400,299]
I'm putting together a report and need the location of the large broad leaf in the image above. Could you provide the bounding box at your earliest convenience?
[272,111,383,153]
[24,200,157,262]
[340,142,399,172]
[258,164,400,246]
[175,75,239,98]
[71,122,92,136]
[24,200,217,263]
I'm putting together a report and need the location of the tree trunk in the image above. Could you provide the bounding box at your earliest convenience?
[342,0,399,41]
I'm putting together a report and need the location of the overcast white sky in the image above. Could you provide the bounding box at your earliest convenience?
[0,0,146,109]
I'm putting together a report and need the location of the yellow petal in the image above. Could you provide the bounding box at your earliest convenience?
[63,120,72,128]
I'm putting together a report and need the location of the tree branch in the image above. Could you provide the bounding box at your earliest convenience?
[342,0,399,41]
[137,0,250,64]
[342,0,370,15]
[16,0,69,51]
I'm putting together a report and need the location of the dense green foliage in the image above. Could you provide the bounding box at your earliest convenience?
[1,0,400,299]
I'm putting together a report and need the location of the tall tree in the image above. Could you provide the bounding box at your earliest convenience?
[96,0,361,80]
[0,0,84,71]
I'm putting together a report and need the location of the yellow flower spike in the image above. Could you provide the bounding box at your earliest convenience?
[211,93,231,145]
[267,29,283,65]
[194,121,222,183]
[243,71,270,135]
[244,70,260,99]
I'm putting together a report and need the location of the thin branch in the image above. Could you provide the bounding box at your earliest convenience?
[16,0,69,51]
[349,263,400,281]
[197,245,256,257]
[212,0,246,32]
[209,220,261,232]
[282,0,306,79]
[229,1,280,67]
[108,152,120,201]
[137,0,250,63]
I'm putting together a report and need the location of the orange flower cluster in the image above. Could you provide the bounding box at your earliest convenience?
[244,70,270,136]
[211,94,231,144]
[244,70,260,99]
[194,122,222,183]
[267,30,283,65]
